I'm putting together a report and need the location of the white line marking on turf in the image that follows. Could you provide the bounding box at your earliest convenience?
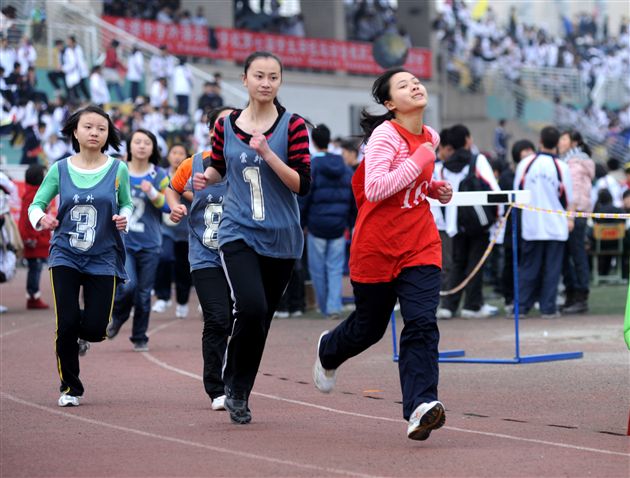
[143,352,630,458]
[0,321,47,339]
[0,392,378,478]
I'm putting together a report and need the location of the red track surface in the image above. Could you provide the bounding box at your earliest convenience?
[1,269,629,477]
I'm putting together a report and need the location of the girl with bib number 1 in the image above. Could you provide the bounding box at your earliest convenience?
[193,51,311,425]
[28,105,132,407]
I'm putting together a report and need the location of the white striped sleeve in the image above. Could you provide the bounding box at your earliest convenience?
[364,125,421,202]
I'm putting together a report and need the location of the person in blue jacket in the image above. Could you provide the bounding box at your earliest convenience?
[301,124,355,319]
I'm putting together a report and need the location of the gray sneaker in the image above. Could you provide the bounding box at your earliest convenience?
[132,341,149,352]
[106,321,121,339]
[78,339,90,357]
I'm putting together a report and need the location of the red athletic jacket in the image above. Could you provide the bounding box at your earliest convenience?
[18,184,50,259]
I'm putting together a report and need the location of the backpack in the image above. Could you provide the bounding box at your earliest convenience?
[456,155,498,235]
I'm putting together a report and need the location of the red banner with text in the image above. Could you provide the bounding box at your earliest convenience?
[103,16,431,78]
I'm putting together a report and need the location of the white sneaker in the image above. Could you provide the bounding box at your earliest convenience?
[175,304,189,319]
[289,310,303,318]
[58,394,81,407]
[273,311,289,318]
[407,401,445,440]
[152,299,171,313]
[211,395,226,411]
[481,303,499,315]
[313,331,337,393]
[436,308,452,319]
[462,304,498,318]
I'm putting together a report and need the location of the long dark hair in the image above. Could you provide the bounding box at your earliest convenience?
[562,129,592,157]
[206,105,235,131]
[126,128,161,165]
[243,51,283,109]
[359,67,407,144]
[61,104,121,153]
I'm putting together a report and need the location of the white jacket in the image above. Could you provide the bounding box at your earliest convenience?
[514,152,573,241]
[126,51,144,82]
[89,72,110,104]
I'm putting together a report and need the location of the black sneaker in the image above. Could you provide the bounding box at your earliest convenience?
[224,391,252,424]
[78,339,90,357]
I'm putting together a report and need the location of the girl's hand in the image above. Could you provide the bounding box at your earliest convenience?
[192,171,208,190]
[140,180,153,193]
[249,129,271,157]
[38,214,59,230]
[428,180,453,204]
[169,204,187,223]
[112,214,127,231]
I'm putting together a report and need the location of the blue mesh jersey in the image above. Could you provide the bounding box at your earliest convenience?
[220,111,303,259]
[188,153,227,271]
[49,158,127,280]
[126,164,167,252]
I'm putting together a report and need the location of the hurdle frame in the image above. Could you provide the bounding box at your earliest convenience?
[391,190,583,364]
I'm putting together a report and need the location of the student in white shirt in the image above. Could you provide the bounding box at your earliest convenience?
[67,35,90,100]
[513,126,573,318]
[171,57,192,115]
[16,36,36,75]
[149,77,168,109]
[89,65,110,107]
[126,46,144,101]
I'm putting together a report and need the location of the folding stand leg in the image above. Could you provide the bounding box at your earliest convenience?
[390,311,465,362]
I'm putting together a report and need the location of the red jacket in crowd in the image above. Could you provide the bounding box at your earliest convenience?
[18,184,50,259]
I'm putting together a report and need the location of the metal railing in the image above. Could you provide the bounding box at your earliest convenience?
[485,70,629,163]
[13,1,248,111]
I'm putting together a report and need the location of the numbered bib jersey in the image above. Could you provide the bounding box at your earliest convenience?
[126,164,167,252]
[49,158,127,279]
[220,111,303,259]
[188,152,226,270]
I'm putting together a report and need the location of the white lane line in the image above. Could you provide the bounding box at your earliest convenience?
[0,392,378,478]
[0,321,47,339]
[143,353,630,458]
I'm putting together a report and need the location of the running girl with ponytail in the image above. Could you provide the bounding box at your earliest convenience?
[312,68,453,441]
[28,104,132,407]
[193,51,310,425]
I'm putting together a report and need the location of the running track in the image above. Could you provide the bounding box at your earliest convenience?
[1,269,628,477]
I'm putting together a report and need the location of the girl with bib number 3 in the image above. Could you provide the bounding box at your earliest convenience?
[193,51,311,425]
[28,105,132,407]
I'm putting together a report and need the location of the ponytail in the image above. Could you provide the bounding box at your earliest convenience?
[360,109,395,144]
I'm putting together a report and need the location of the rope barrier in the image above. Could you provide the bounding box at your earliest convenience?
[512,203,630,220]
[440,205,513,297]
[440,202,629,297]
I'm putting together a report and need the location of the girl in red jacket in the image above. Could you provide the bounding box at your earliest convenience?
[312,68,453,441]
[18,163,50,309]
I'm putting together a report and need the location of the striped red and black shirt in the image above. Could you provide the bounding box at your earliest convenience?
[210,106,311,196]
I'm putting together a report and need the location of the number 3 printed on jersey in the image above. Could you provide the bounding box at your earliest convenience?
[69,204,97,251]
